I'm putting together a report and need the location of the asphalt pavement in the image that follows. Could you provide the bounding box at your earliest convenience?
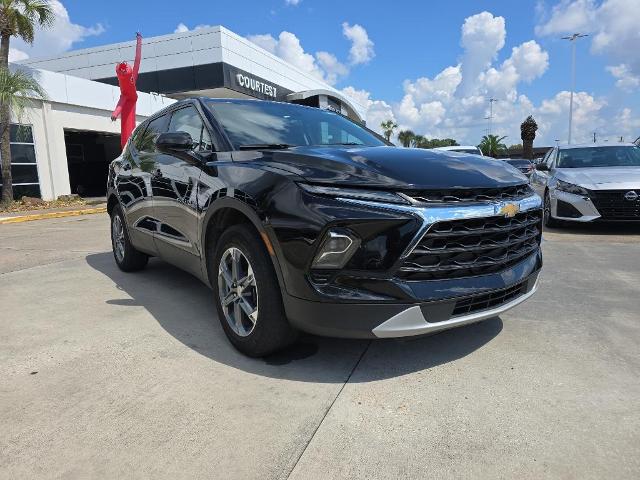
[1,214,639,479]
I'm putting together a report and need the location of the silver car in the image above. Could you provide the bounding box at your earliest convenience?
[531,143,640,226]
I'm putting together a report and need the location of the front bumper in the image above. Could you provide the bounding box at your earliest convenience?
[283,268,540,338]
[550,188,640,222]
[549,189,601,222]
[271,186,543,338]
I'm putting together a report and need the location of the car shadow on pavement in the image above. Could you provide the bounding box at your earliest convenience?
[86,252,502,383]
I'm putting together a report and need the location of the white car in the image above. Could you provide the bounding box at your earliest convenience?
[531,143,640,226]
[434,145,484,156]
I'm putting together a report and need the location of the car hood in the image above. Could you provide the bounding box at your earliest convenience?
[556,167,640,190]
[258,146,526,190]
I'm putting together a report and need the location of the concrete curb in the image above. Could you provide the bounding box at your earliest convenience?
[0,207,107,225]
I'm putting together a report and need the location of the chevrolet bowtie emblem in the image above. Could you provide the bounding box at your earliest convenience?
[499,203,520,218]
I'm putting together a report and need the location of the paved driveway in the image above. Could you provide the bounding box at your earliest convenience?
[1,215,639,479]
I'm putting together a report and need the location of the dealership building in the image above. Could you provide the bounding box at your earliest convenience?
[8,26,366,200]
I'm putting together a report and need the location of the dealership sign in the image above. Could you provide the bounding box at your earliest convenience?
[235,73,277,98]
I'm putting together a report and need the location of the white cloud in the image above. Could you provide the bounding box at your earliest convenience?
[247,33,278,54]
[247,27,370,86]
[503,40,549,82]
[174,23,213,34]
[10,0,104,61]
[606,64,640,91]
[403,66,462,104]
[342,22,375,65]
[9,48,29,62]
[315,51,349,85]
[381,10,553,144]
[248,31,329,82]
[345,9,632,146]
[535,0,596,36]
[341,86,394,135]
[536,0,640,84]
[537,90,606,142]
[459,11,506,95]
[285,0,301,5]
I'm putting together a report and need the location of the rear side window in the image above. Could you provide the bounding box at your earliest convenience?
[168,106,213,152]
[137,115,169,153]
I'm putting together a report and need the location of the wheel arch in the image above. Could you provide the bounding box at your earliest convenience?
[199,198,286,291]
[107,193,119,216]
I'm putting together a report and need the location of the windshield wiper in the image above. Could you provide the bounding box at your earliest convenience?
[238,143,292,150]
[322,142,362,146]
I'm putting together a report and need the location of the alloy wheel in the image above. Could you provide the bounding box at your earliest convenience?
[112,214,125,262]
[218,247,259,337]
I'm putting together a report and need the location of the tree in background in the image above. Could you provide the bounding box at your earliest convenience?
[380,119,397,143]
[395,131,459,149]
[478,134,507,158]
[508,143,523,154]
[520,115,538,160]
[423,138,459,148]
[0,0,54,204]
[397,129,415,148]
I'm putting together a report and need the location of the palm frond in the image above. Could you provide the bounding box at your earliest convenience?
[0,67,48,120]
[0,0,55,43]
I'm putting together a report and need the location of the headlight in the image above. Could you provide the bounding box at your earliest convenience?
[299,183,410,204]
[555,180,589,196]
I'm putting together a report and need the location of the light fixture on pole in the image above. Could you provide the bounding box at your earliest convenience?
[561,33,588,144]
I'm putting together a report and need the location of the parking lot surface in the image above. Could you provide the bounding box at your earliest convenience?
[1,215,639,479]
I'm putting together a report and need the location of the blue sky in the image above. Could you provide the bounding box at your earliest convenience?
[11,0,640,145]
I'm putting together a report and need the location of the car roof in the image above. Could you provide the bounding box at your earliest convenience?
[558,142,636,150]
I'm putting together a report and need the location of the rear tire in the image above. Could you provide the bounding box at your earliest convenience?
[110,204,148,272]
[210,224,297,357]
[544,191,560,228]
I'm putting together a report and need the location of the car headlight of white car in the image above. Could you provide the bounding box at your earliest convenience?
[555,180,589,196]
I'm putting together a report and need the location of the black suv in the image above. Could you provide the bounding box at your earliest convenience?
[107,98,542,356]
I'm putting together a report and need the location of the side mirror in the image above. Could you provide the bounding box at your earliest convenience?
[536,163,549,171]
[156,131,194,152]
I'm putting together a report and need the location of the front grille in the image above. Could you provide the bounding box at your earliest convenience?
[589,190,640,219]
[404,184,532,204]
[397,210,542,281]
[452,281,527,316]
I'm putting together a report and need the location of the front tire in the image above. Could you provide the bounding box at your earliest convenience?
[110,204,148,272]
[210,224,297,357]
[544,190,560,228]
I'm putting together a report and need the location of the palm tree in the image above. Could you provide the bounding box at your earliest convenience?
[380,119,397,143]
[397,129,415,148]
[520,115,538,160]
[1,0,54,204]
[478,134,508,158]
[412,134,428,148]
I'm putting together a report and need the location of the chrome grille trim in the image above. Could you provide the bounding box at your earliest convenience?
[336,193,543,267]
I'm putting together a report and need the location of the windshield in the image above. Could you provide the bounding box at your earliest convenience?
[556,146,640,168]
[206,100,386,149]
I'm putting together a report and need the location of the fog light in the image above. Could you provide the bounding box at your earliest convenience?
[312,229,360,269]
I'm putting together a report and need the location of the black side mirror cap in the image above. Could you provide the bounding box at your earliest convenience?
[536,163,549,171]
[156,131,194,152]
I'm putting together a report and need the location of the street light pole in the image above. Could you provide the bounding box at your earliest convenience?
[562,33,588,144]
[487,98,498,136]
